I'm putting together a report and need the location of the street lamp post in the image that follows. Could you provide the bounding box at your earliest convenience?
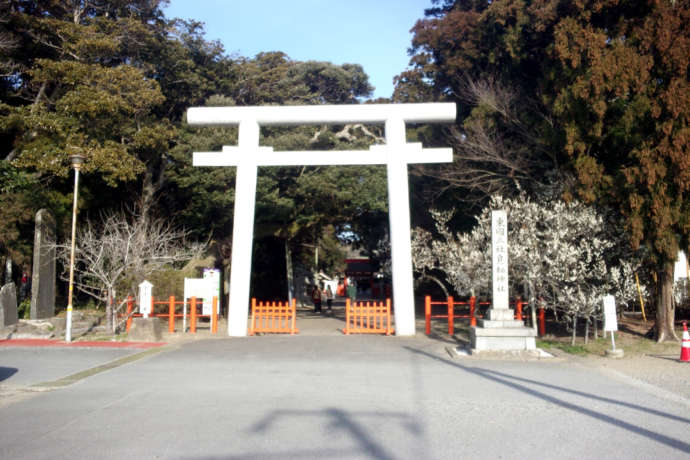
[65,154,85,343]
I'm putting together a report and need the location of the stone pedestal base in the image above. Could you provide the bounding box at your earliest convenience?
[605,348,624,358]
[128,317,162,342]
[470,308,536,351]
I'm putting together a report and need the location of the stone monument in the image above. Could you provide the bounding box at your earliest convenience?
[0,282,18,327]
[30,209,56,319]
[470,210,536,351]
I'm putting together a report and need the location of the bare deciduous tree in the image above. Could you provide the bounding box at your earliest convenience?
[56,207,205,333]
[414,77,559,208]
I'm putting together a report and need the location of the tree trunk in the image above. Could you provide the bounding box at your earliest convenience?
[584,319,589,345]
[656,264,679,342]
[528,283,537,331]
[571,315,577,346]
[106,288,114,333]
[420,274,449,298]
[285,239,294,304]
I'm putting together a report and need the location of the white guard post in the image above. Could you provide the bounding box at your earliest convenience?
[187,103,456,336]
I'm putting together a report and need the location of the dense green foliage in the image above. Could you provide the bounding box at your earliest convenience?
[4,1,688,343]
[0,0,386,301]
[397,0,690,340]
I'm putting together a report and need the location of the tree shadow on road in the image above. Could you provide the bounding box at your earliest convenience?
[182,407,424,459]
[0,367,17,382]
[403,346,690,454]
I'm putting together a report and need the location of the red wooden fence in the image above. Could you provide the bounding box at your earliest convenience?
[120,295,219,334]
[424,296,545,336]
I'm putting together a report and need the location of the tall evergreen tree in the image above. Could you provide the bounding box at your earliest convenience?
[399,0,690,341]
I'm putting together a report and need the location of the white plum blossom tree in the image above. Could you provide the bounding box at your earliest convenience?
[412,193,645,343]
[412,210,490,298]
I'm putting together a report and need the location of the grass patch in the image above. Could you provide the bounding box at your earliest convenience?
[537,339,588,355]
[538,332,681,357]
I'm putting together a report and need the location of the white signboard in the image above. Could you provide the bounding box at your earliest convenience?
[603,295,618,332]
[184,278,209,301]
[138,280,153,318]
[202,269,221,315]
[184,276,219,316]
[491,210,509,310]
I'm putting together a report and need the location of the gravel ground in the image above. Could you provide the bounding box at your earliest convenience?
[575,352,690,403]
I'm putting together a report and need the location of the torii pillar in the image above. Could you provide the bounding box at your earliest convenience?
[187,103,456,336]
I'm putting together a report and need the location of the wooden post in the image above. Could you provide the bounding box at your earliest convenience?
[386,298,392,335]
[345,298,351,335]
[290,298,297,335]
[635,272,647,322]
[249,298,256,336]
[538,307,546,336]
[168,296,175,333]
[447,296,454,336]
[211,296,218,334]
[425,296,431,335]
[126,296,134,333]
[190,296,197,333]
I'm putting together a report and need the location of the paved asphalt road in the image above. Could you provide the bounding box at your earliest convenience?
[0,335,689,460]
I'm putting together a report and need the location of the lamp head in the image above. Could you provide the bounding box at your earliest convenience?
[69,154,85,170]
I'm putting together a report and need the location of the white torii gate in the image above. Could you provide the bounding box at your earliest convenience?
[187,103,456,336]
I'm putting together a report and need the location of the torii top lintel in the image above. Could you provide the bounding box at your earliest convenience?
[187,102,456,126]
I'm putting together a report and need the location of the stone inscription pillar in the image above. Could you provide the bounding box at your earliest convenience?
[470,209,536,351]
[0,283,18,327]
[30,209,56,319]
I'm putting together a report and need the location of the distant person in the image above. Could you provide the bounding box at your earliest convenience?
[346,279,357,304]
[311,284,323,314]
[324,285,334,314]
[19,272,30,302]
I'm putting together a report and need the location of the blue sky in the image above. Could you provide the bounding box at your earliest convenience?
[163,1,434,100]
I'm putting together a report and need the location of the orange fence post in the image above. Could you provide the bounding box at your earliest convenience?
[190,296,197,333]
[211,296,218,334]
[516,297,523,321]
[470,296,477,327]
[168,296,175,333]
[386,298,392,335]
[425,296,431,335]
[150,295,155,318]
[447,296,454,336]
[290,297,297,335]
[345,298,351,335]
[538,307,545,336]
[126,295,134,332]
[249,298,256,335]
